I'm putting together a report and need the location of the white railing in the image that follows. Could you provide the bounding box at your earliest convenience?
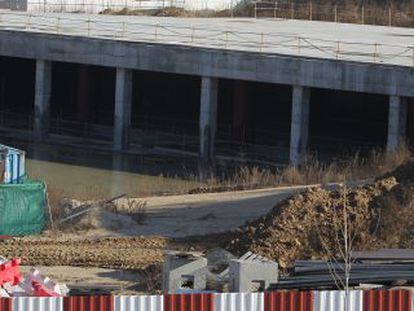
[0,11,414,67]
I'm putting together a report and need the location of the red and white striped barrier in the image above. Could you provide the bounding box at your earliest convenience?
[0,290,412,311]
[0,259,23,288]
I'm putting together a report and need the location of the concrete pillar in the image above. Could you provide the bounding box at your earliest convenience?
[289,85,310,165]
[387,95,407,152]
[34,60,52,142]
[114,68,132,150]
[199,76,218,166]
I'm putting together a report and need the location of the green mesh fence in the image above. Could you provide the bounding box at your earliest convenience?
[0,179,48,236]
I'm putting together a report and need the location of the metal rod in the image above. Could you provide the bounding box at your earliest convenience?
[335,5,338,23]
[260,32,264,52]
[361,5,365,24]
[389,7,392,27]
[309,2,312,21]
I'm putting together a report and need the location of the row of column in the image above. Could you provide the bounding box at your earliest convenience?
[289,87,408,165]
[33,60,408,166]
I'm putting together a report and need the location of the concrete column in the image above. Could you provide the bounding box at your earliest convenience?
[289,85,310,166]
[114,68,132,150]
[387,95,407,152]
[199,76,219,166]
[34,59,52,142]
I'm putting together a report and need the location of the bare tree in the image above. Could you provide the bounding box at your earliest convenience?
[315,184,360,311]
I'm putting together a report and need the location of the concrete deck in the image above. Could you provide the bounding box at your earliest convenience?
[1,11,414,67]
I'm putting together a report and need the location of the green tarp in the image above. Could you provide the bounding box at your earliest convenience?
[0,179,47,236]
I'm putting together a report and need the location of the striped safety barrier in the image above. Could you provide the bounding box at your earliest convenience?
[0,290,413,311]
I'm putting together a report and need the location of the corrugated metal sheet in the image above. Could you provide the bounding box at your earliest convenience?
[0,145,26,184]
[314,291,362,311]
[164,293,214,311]
[0,298,11,311]
[215,293,264,311]
[64,296,114,311]
[12,297,63,311]
[265,291,313,311]
[114,295,163,311]
[363,290,412,311]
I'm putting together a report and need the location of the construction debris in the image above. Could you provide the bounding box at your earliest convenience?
[59,193,127,224]
[228,177,401,268]
[162,251,208,293]
[0,256,67,297]
[229,252,278,292]
[270,249,414,290]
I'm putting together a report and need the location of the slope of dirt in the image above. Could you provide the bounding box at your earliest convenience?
[228,177,399,268]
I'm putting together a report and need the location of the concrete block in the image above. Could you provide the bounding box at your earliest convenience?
[229,254,278,292]
[162,251,208,293]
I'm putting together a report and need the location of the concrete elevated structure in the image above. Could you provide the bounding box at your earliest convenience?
[0,12,413,166]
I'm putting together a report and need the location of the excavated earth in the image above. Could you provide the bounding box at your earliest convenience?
[0,233,231,271]
[2,160,414,285]
[0,236,168,270]
[228,166,414,269]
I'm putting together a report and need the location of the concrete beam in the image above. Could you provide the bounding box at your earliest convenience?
[114,68,132,150]
[199,76,218,166]
[387,95,407,152]
[2,31,414,97]
[34,59,52,142]
[290,85,310,166]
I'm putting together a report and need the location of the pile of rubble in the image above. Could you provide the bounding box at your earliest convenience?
[0,256,67,297]
[228,176,405,269]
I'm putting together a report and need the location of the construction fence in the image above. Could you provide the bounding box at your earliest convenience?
[0,109,385,165]
[2,0,414,28]
[0,290,413,311]
[0,179,48,236]
[253,1,414,28]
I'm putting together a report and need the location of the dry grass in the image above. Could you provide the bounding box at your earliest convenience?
[46,145,411,224]
[203,144,411,192]
[101,0,414,28]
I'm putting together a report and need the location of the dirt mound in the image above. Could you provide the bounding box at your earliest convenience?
[58,198,147,233]
[228,177,400,268]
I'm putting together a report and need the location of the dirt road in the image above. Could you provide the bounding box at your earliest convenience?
[85,184,319,238]
[0,183,347,292]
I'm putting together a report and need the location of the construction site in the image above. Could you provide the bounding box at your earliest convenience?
[3,1,414,310]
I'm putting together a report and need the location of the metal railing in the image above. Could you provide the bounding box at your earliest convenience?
[0,110,386,167]
[1,11,414,67]
[21,0,187,14]
[3,0,414,28]
[253,1,414,28]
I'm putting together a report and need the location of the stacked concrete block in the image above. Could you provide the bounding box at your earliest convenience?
[162,251,208,293]
[229,252,278,292]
